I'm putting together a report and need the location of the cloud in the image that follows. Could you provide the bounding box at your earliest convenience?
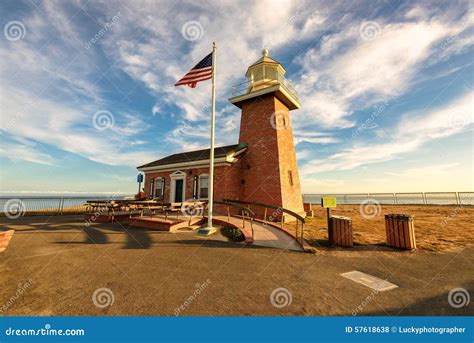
[385,163,460,178]
[293,130,339,144]
[1,0,472,177]
[299,91,473,176]
[0,87,156,166]
[0,141,56,166]
[294,16,470,129]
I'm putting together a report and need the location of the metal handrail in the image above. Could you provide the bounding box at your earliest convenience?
[214,200,256,239]
[223,199,305,223]
[222,199,305,242]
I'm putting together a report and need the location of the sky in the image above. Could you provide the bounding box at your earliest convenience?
[0,0,473,195]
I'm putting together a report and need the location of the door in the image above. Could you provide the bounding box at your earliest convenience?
[174,179,184,202]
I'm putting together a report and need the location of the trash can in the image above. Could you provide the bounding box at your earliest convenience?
[329,216,353,247]
[303,203,314,217]
[385,214,416,250]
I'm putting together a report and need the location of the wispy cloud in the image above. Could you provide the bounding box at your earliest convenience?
[0,0,472,194]
[300,91,473,175]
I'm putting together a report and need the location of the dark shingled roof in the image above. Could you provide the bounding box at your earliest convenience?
[137,143,247,169]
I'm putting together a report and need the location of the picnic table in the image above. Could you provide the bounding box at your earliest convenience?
[85,200,208,222]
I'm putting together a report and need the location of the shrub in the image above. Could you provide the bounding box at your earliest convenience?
[220,226,245,242]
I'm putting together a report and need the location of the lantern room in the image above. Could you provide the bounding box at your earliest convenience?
[229,49,301,110]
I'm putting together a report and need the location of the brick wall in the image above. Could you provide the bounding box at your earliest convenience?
[140,90,304,218]
[237,93,304,216]
[143,165,243,202]
[238,95,282,207]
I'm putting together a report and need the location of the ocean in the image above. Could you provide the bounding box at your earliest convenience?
[302,192,473,206]
[0,192,472,215]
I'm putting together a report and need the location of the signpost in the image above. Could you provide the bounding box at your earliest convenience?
[321,197,337,243]
[137,174,143,194]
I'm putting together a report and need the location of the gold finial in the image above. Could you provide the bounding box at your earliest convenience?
[262,48,268,57]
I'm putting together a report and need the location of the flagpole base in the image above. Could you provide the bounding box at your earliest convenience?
[196,227,217,236]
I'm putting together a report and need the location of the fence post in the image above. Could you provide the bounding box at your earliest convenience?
[455,192,460,205]
[422,193,427,205]
[395,193,398,204]
[58,198,63,215]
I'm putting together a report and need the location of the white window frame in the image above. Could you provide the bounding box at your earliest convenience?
[149,178,154,199]
[154,177,165,199]
[169,170,186,203]
[198,174,209,200]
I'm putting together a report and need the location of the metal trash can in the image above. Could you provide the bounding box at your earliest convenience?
[303,203,314,217]
[329,216,353,247]
[385,214,416,250]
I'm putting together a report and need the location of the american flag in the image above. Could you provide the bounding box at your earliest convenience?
[175,52,213,88]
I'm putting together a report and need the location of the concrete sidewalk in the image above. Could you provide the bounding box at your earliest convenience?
[0,216,472,316]
[213,215,303,251]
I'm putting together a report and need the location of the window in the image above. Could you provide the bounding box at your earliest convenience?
[150,178,154,198]
[154,178,165,199]
[199,175,209,199]
[288,170,294,186]
[193,176,198,199]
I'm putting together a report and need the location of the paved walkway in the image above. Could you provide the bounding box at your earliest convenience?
[2,216,471,315]
[213,215,303,251]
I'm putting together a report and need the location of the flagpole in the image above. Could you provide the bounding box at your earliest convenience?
[207,41,217,231]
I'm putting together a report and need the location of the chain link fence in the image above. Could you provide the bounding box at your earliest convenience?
[303,192,474,205]
[0,196,130,217]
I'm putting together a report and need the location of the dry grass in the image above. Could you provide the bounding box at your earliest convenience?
[302,204,474,252]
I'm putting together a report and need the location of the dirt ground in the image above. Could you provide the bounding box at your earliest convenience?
[0,215,472,316]
[303,205,474,252]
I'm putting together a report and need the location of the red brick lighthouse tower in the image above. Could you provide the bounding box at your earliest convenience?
[229,49,305,218]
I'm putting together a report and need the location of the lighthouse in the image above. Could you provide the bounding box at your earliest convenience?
[138,49,305,221]
[229,49,305,219]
